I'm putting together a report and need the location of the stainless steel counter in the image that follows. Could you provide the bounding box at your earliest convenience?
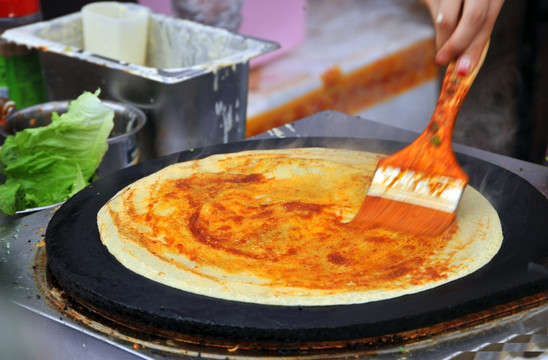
[0,110,546,359]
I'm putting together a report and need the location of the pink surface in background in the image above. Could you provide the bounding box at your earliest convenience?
[138,0,307,68]
[239,0,307,67]
[138,0,171,14]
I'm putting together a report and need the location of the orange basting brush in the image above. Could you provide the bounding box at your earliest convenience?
[352,43,490,237]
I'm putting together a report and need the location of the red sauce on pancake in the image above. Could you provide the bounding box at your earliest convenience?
[108,161,460,293]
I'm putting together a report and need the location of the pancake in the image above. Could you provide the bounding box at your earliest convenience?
[97,148,503,306]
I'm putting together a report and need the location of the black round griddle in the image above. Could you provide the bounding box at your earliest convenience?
[45,137,548,343]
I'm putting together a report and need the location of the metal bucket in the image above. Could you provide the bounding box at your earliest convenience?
[2,100,147,178]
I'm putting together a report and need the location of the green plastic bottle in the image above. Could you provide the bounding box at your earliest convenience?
[0,0,48,109]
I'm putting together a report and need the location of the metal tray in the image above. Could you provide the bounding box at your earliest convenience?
[2,12,278,158]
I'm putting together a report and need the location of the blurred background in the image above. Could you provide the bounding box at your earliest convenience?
[31,0,548,165]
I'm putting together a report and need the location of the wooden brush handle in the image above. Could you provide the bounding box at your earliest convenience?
[382,42,490,176]
[425,53,487,149]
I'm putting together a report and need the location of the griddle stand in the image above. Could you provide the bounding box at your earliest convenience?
[1,110,547,359]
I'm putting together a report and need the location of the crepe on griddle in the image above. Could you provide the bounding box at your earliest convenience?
[97,148,503,306]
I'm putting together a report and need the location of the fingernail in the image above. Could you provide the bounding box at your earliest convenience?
[456,56,471,75]
[436,12,443,24]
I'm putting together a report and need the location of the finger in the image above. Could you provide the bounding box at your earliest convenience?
[419,0,444,47]
[456,0,505,74]
[419,0,438,22]
[437,29,488,71]
[455,35,490,75]
[436,0,489,65]
[437,0,504,71]
[434,0,463,51]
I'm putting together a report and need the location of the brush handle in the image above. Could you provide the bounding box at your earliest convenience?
[381,42,490,177]
[425,61,481,149]
[426,42,490,151]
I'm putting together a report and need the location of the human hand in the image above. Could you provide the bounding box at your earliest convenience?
[420,0,505,74]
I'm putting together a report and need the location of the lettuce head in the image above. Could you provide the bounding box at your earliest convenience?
[0,90,114,215]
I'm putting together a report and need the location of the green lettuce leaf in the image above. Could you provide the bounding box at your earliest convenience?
[0,90,114,215]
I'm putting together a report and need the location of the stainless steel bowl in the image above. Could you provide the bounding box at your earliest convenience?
[2,100,147,178]
[0,100,147,215]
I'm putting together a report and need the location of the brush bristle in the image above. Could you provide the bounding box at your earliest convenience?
[352,166,466,236]
[352,196,456,236]
[366,166,466,213]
